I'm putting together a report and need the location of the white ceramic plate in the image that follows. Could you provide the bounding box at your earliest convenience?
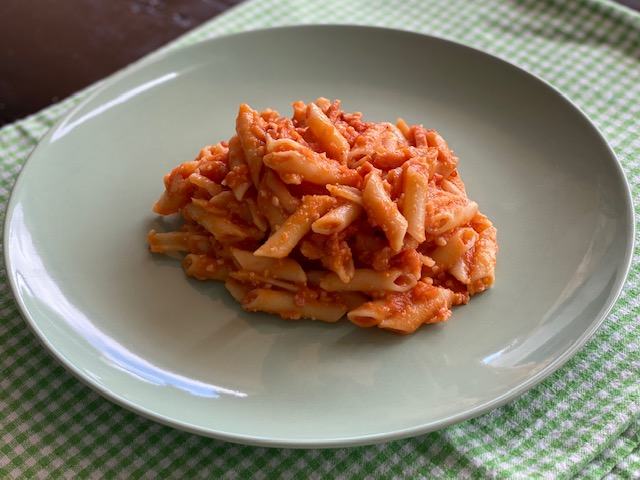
[4,26,634,448]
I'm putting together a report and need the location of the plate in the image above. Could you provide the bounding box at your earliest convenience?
[4,26,634,448]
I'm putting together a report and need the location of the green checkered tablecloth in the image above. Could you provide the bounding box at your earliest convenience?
[1,0,639,477]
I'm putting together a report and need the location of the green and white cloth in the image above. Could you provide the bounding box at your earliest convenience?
[1,0,639,477]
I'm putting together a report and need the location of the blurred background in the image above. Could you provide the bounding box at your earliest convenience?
[0,0,638,127]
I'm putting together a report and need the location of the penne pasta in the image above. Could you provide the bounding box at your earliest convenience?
[189,173,226,197]
[325,184,363,205]
[183,254,232,281]
[362,169,407,252]
[467,223,498,293]
[306,101,350,164]
[228,271,301,292]
[263,146,361,187]
[147,229,213,255]
[253,195,337,258]
[263,169,301,214]
[425,129,458,178]
[147,230,191,253]
[431,227,479,269]
[256,175,289,231]
[348,122,410,169]
[236,104,266,188]
[424,186,479,236]
[312,202,363,235]
[347,282,467,333]
[184,203,262,243]
[225,277,251,303]
[230,248,306,284]
[402,163,430,242]
[224,135,252,201]
[148,98,497,333]
[319,268,417,293]
[242,288,348,323]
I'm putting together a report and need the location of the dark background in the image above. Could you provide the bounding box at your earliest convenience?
[0,0,638,127]
[0,0,245,126]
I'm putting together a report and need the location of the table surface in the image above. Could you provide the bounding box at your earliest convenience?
[1,0,638,126]
[1,0,639,478]
[0,0,246,126]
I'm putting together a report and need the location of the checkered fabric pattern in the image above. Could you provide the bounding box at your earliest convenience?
[1,0,639,478]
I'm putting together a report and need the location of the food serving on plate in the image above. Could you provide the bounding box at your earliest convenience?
[147,98,497,333]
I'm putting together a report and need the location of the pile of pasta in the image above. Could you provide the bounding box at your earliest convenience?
[147,98,497,334]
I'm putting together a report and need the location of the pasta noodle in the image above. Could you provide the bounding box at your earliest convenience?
[148,98,497,334]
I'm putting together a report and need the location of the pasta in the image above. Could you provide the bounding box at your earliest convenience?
[147,98,497,334]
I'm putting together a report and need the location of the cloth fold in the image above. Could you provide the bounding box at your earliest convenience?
[1,0,638,477]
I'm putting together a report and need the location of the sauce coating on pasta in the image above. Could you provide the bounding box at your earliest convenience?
[148,98,497,334]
